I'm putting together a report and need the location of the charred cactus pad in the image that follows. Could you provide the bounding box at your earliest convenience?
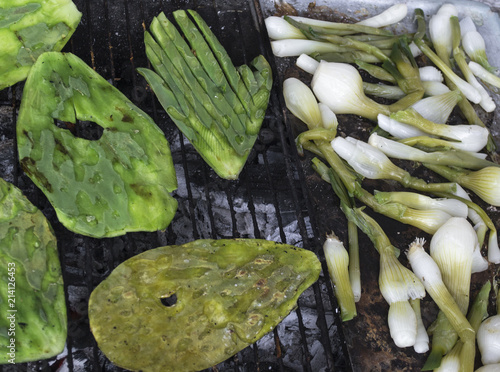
[88,239,321,372]
[0,178,66,363]
[16,52,178,238]
[0,0,81,90]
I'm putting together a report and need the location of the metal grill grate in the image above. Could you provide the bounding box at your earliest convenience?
[0,0,348,371]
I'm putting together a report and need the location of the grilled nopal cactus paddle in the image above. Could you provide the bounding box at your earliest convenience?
[0,0,81,90]
[0,178,66,363]
[89,239,321,372]
[138,9,273,180]
[17,52,178,238]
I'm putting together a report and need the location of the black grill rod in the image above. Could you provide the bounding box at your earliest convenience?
[10,84,20,189]
[258,145,316,372]
[230,2,319,370]
[248,0,350,365]
[102,0,117,82]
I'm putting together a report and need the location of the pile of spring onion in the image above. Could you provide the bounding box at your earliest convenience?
[266,3,500,371]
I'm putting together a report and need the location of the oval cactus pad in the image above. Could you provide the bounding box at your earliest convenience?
[0,178,66,363]
[17,52,178,238]
[88,239,321,371]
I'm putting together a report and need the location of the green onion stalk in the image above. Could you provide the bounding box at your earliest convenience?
[432,187,498,263]
[331,136,458,195]
[324,165,361,303]
[436,280,491,371]
[407,238,476,372]
[285,78,456,235]
[286,75,469,254]
[390,108,489,153]
[424,163,500,207]
[295,41,424,122]
[322,232,357,321]
[413,8,497,154]
[341,206,425,348]
[355,59,397,84]
[284,15,395,37]
[311,50,383,64]
[368,132,497,171]
[426,218,477,370]
[450,16,496,113]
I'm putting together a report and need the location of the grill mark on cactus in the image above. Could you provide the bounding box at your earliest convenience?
[20,158,53,193]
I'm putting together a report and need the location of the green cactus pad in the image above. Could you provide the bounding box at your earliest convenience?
[0,178,66,363]
[17,52,178,238]
[88,239,321,372]
[0,0,82,90]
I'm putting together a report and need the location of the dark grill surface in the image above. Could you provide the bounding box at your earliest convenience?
[2,0,500,371]
[0,0,347,371]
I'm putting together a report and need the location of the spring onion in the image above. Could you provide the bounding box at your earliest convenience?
[296,53,319,75]
[283,77,322,128]
[487,230,500,264]
[469,61,500,89]
[390,108,489,152]
[388,300,418,348]
[410,298,429,353]
[414,27,481,104]
[363,82,406,100]
[341,207,424,347]
[320,163,362,304]
[407,239,472,338]
[424,310,459,370]
[462,31,497,73]
[347,219,361,302]
[331,136,457,195]
[377,113,427,139]
[355,4,408,28]
[271,39,355,57]
[264,16,306,40]
[367,132,496,170]
[414,8,495,154]
[445,186,498,266]
[407,238,476,372]
[285,15,394,36]
[310,60,391,120]
[424,164,500,207]
[430,217,476,314]
[450,16,496,113]
[428,4,457,62]
[468,280,491,338]
[477,283,500,366]
[374,190,467,218]
[421,81,451,96]
[410,90,462,124]
[419,66,444,82]
[319,103,339,131]
[356,60,397,83]
[323,233,357,321]
[426,217,477,371]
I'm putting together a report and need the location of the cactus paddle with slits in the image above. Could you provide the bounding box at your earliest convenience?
[138,9,272,179]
